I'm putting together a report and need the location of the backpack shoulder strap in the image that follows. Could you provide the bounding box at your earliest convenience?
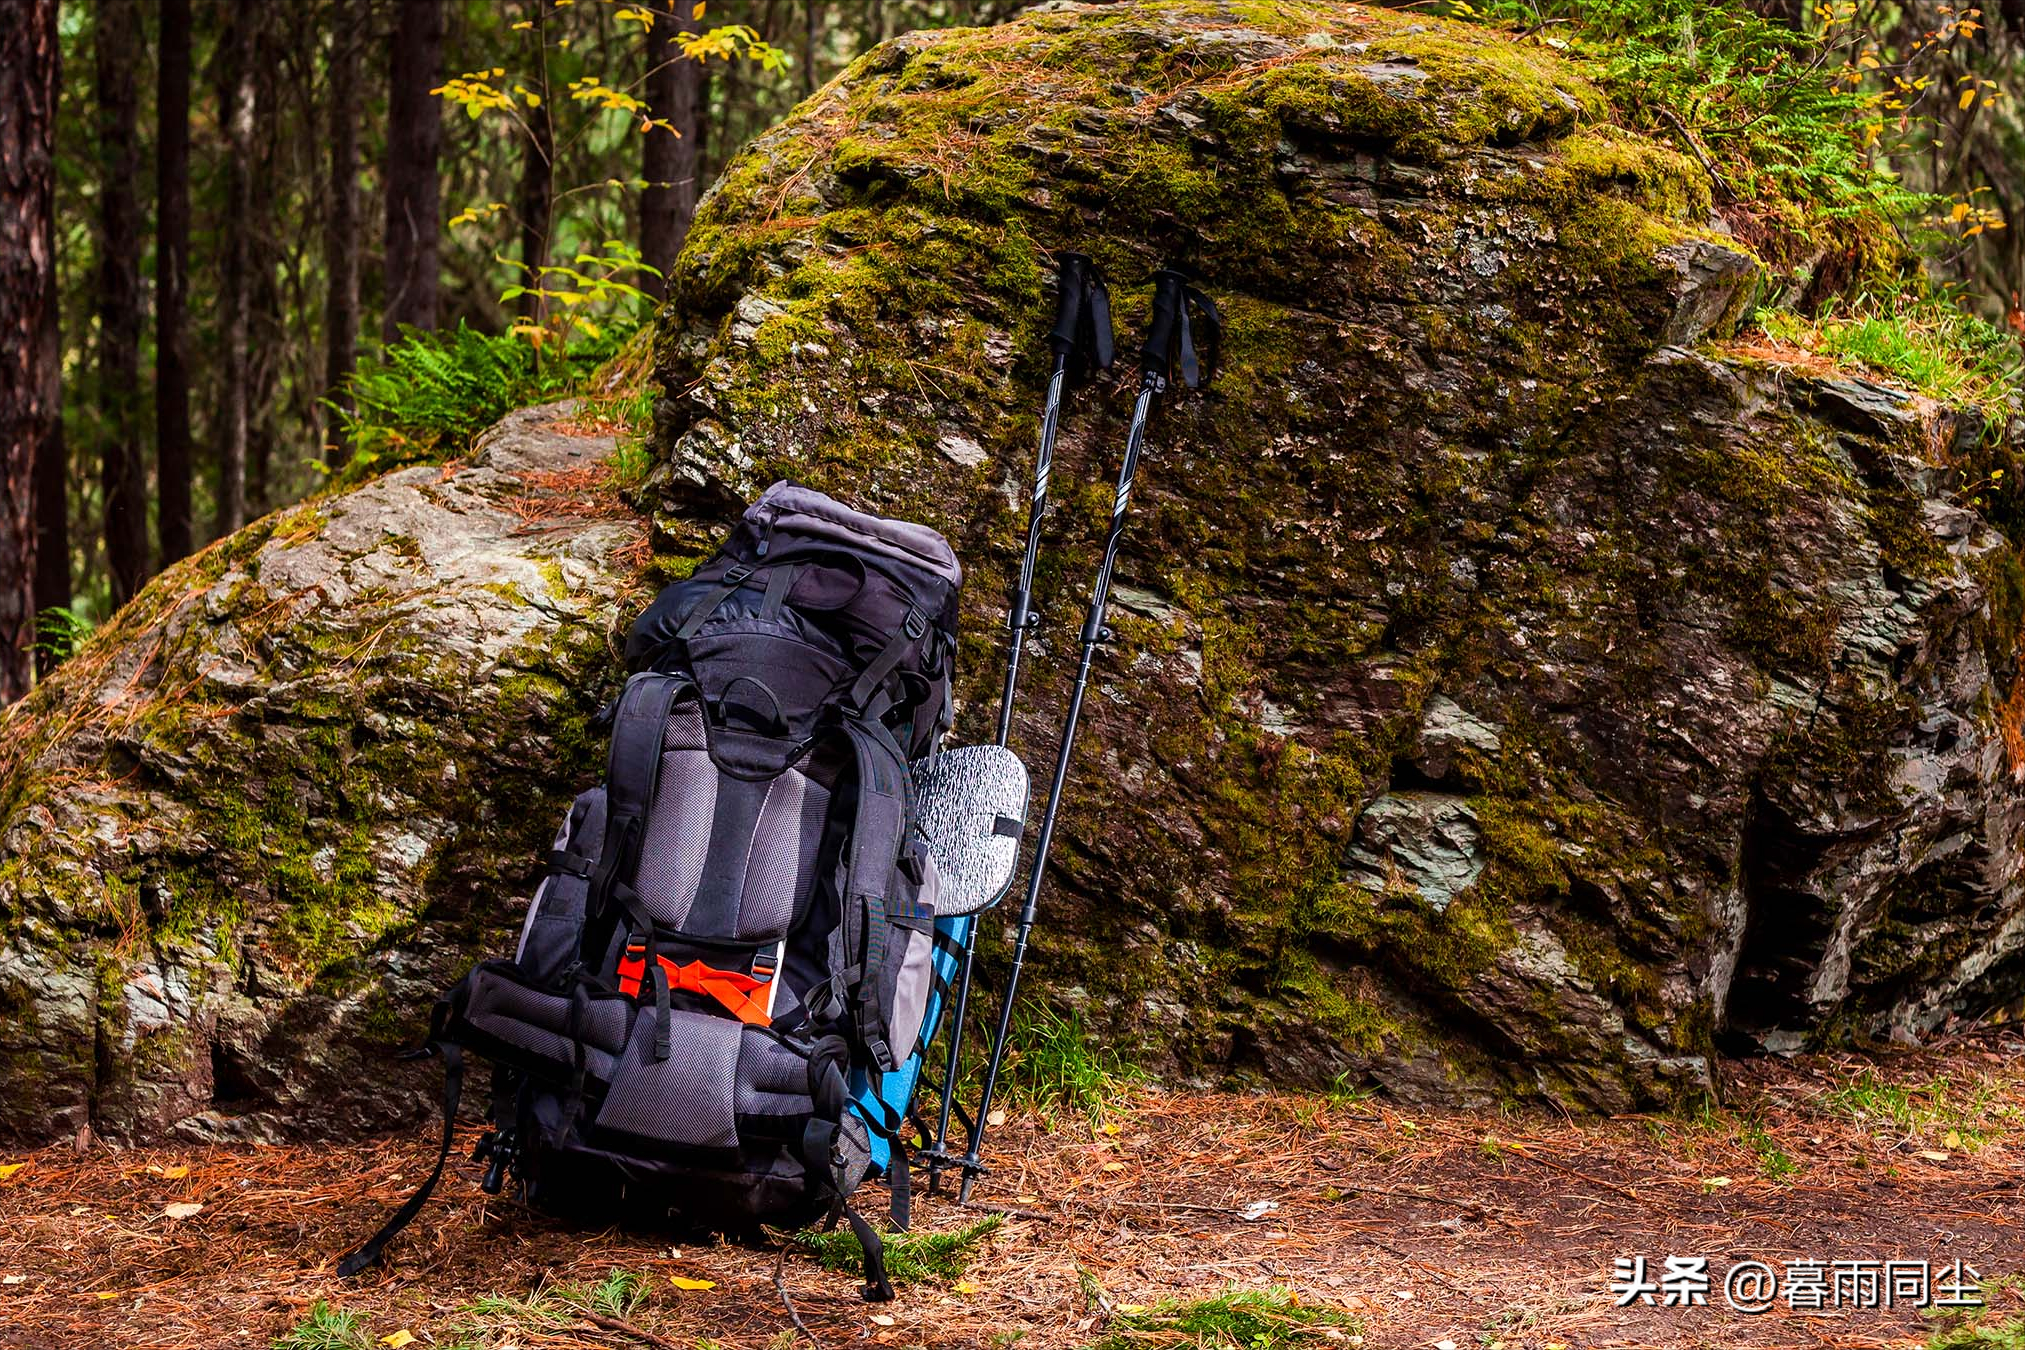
[583,672,685,966]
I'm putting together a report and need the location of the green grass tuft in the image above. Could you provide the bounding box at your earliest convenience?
[272,1301,370,1350]
[1090,1287,1363,1350]
[1757,300,2024,412]
[998,1001,1143,1124]
[798,1215,1003,1284]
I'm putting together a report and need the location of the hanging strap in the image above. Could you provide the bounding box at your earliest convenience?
[336,1042,464,1278]
[1139,267,1222,391]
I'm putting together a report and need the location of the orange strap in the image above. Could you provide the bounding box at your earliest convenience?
[617,951,774,1027]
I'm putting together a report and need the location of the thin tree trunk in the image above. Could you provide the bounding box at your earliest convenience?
[514,2,553,323]
[324,9,361,467]
[800,1,819,100]
[95,0,148,608]
[0,0,58,697]
[641,2,704,304]
[383,0,445,340]
[156,0,194,564]
[216,2,253,536]
[33,195,68,674]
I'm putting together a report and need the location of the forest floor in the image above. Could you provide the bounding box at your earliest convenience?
[0,1036,2020,1350]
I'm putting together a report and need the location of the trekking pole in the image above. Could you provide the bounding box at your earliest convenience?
[924,253,1112,1196]
[955,267,1220,1204]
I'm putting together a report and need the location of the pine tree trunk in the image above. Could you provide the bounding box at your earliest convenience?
[95,0,149,608]
[216,3,253,536]
[156,0,195,564]
[33,198,68,675]
[641,3,704,304]
[800,1,819,101]
[514,9,553,325]
[324,8,361,467]
[383,0,445,340]
[0,0,57,698]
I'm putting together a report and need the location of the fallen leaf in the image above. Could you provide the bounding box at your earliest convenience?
[1117,1304,1145,1314]
[953,1280,979,1295]
[1944,1130,1965,1150]
[986,1110,1006,1127]
[162,1202,203,1220]
[1437,1341,1459,1350]
[1394,1290,1414,1301]
[96,1292,118,1300]
[161,1165,189,1181]
[1098,1123,1121,1136]
[2,1275,25,1285]
[1239,1199,1280,1222]
[870,1314,896,1326]
[1918,1149,1951,1162]
[669,1276,716,1291]
[1101,1161,1126,1172]
[0,1164,23,1182]
[1015,1194,1040,1204]
[1701,1176,1732,1190]
[381,1333,417,1349]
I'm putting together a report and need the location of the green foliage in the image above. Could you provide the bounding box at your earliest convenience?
[797,1215,1003,1283]
[1089,1287,1363,1350]
[1827,1069,2017,1148]
[1756,296,2025,411]
[33,606,92,667]
[334,321,636,480]
[272,1301,369,1350]
[998,1000,1143,1124]
[1444,0,1959,265]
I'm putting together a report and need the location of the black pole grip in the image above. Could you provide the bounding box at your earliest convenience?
[1139,268,1189,380]
[1049,253,1094,355]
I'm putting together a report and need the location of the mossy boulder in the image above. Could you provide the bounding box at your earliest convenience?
[645,0,2025,1110]
[0,405,647,1141]
[3,1,2022,1143]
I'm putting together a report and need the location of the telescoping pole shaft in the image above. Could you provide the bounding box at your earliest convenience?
[925,350,1066,1196]
[958,376,1159,1203]
[928,253,1110,1197]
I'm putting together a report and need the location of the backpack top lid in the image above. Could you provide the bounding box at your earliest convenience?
[744,482,962,592]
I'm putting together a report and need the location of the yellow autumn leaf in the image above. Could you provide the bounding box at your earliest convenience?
[161,1165,189,1181]
[382,1333,417,1349]
[1944,1130,1965,1149]
[953,1280,979,1295]
[0,1163,24,1182]
[1101,1161,1126,1172]
[1098,1123,1121,1136]
[670,1275,717,1291]
[1960,87,1978,109]
[1701,1176,1732,1190]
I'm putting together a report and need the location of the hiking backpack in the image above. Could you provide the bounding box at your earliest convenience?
[339,481,1027,1299]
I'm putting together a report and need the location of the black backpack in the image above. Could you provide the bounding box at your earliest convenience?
[340,482,965,1299]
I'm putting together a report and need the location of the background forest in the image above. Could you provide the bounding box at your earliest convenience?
[4,0,2025,698]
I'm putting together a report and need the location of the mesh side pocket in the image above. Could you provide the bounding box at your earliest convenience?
[883,851,941,1063]
[515,789,607,986]
[593,1009,742,1154]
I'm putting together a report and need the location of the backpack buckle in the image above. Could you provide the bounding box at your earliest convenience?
[725,563,755,586]
[902,607,926,640]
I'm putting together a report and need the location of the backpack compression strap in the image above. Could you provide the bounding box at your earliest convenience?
[831,717,923,1072]
[801,1035,895,1302]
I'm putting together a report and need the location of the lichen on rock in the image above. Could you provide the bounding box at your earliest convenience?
[2,0,2022,1142]
[646,0,2025,1111]
[0,404,648,1141]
